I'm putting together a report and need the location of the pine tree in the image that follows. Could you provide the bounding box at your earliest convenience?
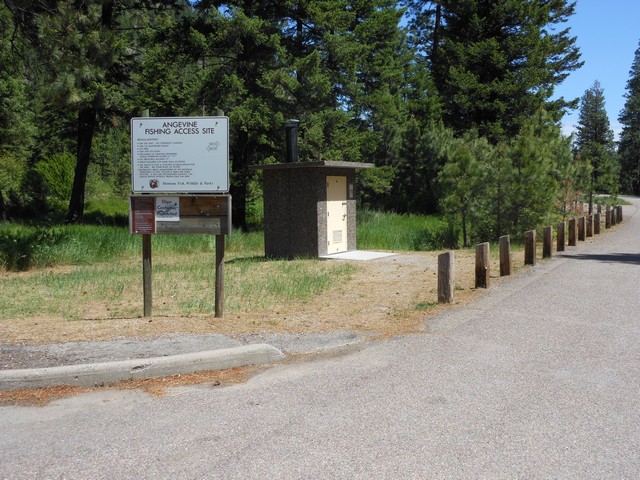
[4,0,187,222]
[190,0,419,226]
[437,132,488,246]
[618,40,640,195]
[407,0,583,143]
[0,4,37,219]
[575,80,619,212]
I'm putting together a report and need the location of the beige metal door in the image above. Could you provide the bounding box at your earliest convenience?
[326,176,347,254]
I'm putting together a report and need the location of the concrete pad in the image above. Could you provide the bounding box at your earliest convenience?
[0,344,285,391]
[320,250,396,261]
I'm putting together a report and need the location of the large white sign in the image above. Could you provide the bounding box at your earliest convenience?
[131,116,229,193]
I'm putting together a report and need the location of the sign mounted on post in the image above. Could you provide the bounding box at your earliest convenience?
[131,116,229,193]
[129,194,231,235]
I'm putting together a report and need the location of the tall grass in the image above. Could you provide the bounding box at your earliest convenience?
[0,222,267,271]
[357,209,456,251]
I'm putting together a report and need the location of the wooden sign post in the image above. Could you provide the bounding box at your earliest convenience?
[130,194,232,318]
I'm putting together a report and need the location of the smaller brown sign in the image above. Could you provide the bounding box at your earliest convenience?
[129,196,156,234]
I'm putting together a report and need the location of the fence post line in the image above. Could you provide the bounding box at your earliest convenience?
[557,221,566,252]
[568,218,577,246]
[499,235,511,276]
[543,226,552,258]
[524,230,536,265]
[578,216,586,241]
[594,213,601,235]
[475,242,490,289]
[437,251,455,304]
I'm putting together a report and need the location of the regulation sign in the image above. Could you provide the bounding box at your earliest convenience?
[131,116,229,193]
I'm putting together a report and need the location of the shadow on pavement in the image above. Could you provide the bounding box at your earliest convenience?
[560,253,640,265]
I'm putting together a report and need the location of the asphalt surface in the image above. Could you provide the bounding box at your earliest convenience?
[1,198,639,479]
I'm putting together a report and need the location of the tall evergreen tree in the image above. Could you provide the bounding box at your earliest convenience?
[188,2,289,228]
[3,0,186,223]
[190,0,418,226]
[575,80,619,212]
[407,0,583,143]
[618,40,640,195]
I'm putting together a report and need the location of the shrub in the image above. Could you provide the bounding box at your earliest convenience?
[33,152,75,213]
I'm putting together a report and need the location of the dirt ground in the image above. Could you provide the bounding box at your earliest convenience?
[1,250,515,345]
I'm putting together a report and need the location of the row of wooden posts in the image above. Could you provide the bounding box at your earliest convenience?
[437,205,624,304]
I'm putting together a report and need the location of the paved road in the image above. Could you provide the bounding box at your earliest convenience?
[2,199,640,479]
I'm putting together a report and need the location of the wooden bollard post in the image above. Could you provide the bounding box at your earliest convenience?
[557,222,566,252]
[568,218,577,246]
[578,216,586,241]
[524,230,536,265]
[475,242,490,288]
[605,209,611,228]
[611,208,617,226]
[594,213,601,234]
[618,205,623,223]
[543,226,552,258]
[438,251,454,304]
[499,235,511,276]
[586,214,593,237]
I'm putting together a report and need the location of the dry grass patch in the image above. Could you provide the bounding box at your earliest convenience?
[0,366,258,407]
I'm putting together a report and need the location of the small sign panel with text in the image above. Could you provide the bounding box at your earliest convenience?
[131,116,229,193]
[155,197,180,222]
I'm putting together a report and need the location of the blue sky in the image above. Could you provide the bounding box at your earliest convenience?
[553,0,640,139]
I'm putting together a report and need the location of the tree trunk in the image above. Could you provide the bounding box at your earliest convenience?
[230,130,249,230]
[461,209,468,247]
[65,106,97,224]
[431,3,441,66]
[0,190,5,221]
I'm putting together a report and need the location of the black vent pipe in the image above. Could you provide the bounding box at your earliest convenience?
[285,119,300,163]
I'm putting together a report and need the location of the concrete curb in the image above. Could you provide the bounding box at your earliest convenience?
[0,344,285,391]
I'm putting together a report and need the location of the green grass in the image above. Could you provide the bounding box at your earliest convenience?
[356,209,455,251]
[1,207,450,271]
[0,222,267,271]
[84,197,130,225]
[592,195,631,206]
